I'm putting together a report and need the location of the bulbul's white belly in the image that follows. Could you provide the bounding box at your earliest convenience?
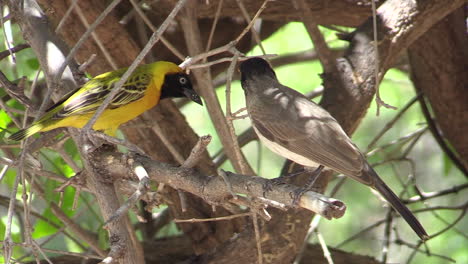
[253,126,321,168]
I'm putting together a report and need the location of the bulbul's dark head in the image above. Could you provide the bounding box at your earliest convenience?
[239,57,277,85]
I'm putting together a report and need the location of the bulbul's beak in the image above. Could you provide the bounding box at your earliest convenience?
[183,88,203,105]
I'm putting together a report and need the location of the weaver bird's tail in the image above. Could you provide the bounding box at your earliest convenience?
[8,123,44,141]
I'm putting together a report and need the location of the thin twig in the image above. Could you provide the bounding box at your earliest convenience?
[103,161,150,228]
[53,137,81,172]
[78,54,97,72]
[371,0,396,114]
[0,43,29,60]
[188,54,276,71]
[128,0,185,61]
[381,209,393,263]
[205,0,224,53]
[179,2,254,175]
[225,52,250,174]
[149,120,189,211]
[420,202,467,239]
[54,0,80,33]
[181,135,212,168]
[174,212,250,223]
[404,183,468,203]
[87,130,146,154]
[2,160,21,263]
[252,212,263,264]
[3,241,102,260]
[234,0,271,45]
[27,172,106,256]
[52,0,123,91]
[74,3,118,70]
[292,0,335,72]
[317,231,334,264]
[397,238,456,263]
[150,121,185,163]
[367,94,421,150]
[1,7,15,63]
[0,70,33,110]
[417,94,468,177]
[235,0,267,54]
[366,127,427,157]
[293,215,321,264]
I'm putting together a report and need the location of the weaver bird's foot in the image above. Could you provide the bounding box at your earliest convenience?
[80,130,119,155]
[80,130,102,153]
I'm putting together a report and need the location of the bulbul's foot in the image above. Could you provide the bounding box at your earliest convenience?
[290,165,325,206]
[262,170,304,196]
[291,187,308,206]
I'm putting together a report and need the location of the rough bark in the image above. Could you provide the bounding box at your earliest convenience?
[26,236,380,264]
[152,0,374,27]
[408,7,468,172]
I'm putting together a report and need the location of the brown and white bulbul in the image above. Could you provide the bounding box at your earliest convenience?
[239,57,428,240]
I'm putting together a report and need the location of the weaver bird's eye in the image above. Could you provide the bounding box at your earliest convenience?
[179,76,187,85]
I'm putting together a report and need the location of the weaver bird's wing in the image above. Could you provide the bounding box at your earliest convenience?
[247,84,364,178]
[51,73,151,119]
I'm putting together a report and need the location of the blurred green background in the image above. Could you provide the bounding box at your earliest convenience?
[1,22,466,263]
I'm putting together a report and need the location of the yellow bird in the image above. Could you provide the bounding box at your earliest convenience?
[8,61,202,141]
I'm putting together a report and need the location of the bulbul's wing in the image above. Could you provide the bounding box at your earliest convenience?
[246,82,370,183]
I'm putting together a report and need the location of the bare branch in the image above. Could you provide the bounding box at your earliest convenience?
[104,151,347,220]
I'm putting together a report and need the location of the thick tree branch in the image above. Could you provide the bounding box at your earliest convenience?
[98,150,346,220]
[155,0,373,27]
[81,144,144,264]
[408,7,468,174]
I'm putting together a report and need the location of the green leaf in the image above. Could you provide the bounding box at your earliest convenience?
[98,228,109,249]
[0,110,12,130]
[32,206,60,238]
[26,58,39,70]
[32,180,76,239]
[443,153,453,175]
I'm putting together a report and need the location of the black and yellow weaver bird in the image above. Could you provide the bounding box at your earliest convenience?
[239,57,428,240]
[8,61,202,141]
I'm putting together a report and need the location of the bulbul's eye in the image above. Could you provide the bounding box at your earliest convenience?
[179,77,187,84]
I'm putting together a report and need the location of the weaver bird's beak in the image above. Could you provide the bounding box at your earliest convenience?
[183,88,203,105]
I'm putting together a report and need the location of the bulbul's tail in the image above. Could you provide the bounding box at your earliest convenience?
[365,164,429,240]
